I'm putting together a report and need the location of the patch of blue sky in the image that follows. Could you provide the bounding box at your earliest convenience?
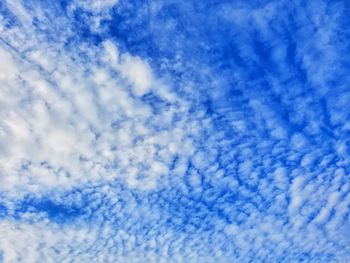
[0,0,349,262]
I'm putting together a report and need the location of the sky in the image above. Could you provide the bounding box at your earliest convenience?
[0,0,349,262]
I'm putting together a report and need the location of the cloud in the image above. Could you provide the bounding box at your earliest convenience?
[0,3,195,193]
[0,0,350,262]
[103,40,154,96]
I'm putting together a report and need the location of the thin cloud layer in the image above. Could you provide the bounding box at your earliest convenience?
[0,0,350,262]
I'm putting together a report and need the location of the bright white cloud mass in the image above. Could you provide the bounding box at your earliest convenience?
[0,0,350,262]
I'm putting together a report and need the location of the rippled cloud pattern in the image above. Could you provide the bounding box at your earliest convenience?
[0,0,350,262]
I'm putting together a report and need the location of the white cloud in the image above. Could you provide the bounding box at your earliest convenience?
[0,0,350,262]
[0,12,196,195]
[119,54,153,96]
[103,40,154,96]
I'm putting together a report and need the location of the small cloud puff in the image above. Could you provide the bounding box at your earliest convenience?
[103,40,154,96]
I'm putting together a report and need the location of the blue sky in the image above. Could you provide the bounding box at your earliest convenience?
[0,0,349,262]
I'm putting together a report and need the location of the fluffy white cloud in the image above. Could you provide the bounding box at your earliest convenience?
[103,40,154,96]
[0,3,198,195]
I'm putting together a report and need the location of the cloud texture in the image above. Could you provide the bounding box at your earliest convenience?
[0,0,349,262]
